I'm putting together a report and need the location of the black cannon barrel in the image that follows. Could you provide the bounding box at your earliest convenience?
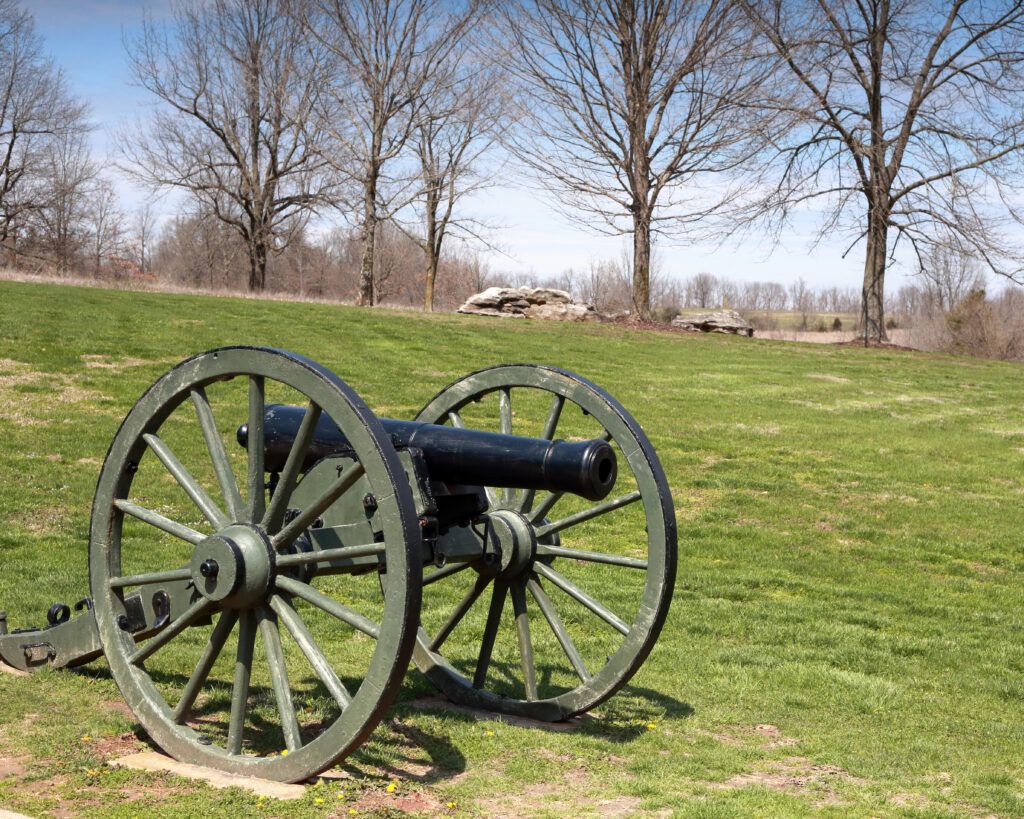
[237,404,617,502]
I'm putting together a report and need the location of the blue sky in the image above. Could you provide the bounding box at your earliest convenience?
[32,0,889,290]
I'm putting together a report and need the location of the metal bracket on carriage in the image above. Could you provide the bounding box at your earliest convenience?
[0,581,202,672]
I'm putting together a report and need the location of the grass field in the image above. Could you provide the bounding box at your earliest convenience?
[0,278,1021,818]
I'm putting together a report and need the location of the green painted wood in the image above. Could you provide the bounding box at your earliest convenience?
[88,347,422,782]
[173,609,239,724]
[412,363,677,721]
[191,387,245,522]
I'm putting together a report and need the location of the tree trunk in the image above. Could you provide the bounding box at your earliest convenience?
[357,160,379,307]
[861,215,889,343]
[423,185,439,312]
[249,233,268,291]
[632,210,652,319]
[424,253,438,312]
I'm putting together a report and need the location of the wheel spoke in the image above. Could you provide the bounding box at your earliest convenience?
[108,566,192,589]
[114,499,205,545]
[429,576,490,651]
[275,542,385,569]
[143,433,229,529]
[275,575,380,638]
[228,609,255,755]
[269,593,352,712]
[473,581,507,689]
[534,491,642,538]
[499,388,514,505]
[533,562,630,636]
[191,387,245,522]
[271,462,365,550]
[535,544,648,570]
[257,605,302,753]
[527,574,590,682]
[128,596,213,665]
[247,376,265,523]
[528,491,564,525]
[447,410,464,428]
[519,394,565,513]
[173,609,239,724]
[422,561,472,587]
[510,580,538,701]
[263,401,322,533]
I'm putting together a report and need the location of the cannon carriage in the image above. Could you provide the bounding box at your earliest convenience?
[0,346,676,783]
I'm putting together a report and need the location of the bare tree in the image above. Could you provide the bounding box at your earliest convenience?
[789,276,813,329]
[743,0,1024,342]
[687,272,717,308]
[132,201,158,275]
[0,0,89,261]
[309,0,480,306]
[918,244,984,312]
[123,0,336,291]
[84,178,125,277]
[34,129,95,273]
[412,65,501,311]
[502,0,765,319]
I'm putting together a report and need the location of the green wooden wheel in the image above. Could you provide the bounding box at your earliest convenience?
[412,365,676,721]
[88,347,421,782]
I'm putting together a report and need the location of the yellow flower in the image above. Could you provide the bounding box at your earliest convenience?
[447,801,456,808]
[280,749,289,756]
[386,782,397,793]
[348,810,357,816]
[81,735,91,742]
[337,792,346,799]
[484,730,494,737]
[646,722,657,731]
[258,796,266,803]
[314,797,324,805]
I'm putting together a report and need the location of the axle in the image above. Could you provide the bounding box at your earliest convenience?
[238,404,618,502]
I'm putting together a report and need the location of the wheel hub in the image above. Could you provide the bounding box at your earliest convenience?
[190,524,274,608]
[486,509,537,578]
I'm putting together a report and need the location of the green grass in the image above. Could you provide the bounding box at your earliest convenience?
[0,278,1021,818]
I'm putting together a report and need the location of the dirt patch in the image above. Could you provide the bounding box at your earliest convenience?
[0,757,26,779]
[706,724,800,750]
[87,731,143,760]
[807,373,850,383]
[835,338,916,351]
[596,796,642,815]
[714,756,860,805]
[23,505,70,534]
[351,786,445,815]
[79,354,172,371]
[472,764,627,818]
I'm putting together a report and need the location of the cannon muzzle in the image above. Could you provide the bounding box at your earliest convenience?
[237,404,617,501]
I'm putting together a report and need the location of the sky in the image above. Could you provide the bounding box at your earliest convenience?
[31,0,900,292]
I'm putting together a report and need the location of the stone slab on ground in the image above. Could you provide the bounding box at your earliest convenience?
[0,808,33,818]
[407,695,594,732]
[672,309,754,336]
[458,287,600,321]
[108,751,307,800]
[0,661,28,678]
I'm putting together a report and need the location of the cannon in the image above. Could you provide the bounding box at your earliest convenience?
[0,347,676,783]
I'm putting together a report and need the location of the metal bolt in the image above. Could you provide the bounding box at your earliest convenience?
[117,614,131,631]
[362,493,378,512]
[199,559,219,578]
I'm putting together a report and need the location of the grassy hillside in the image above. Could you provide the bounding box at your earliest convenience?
[0,279,1021,818]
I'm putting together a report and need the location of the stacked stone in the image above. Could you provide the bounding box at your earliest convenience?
[457,287,600,322]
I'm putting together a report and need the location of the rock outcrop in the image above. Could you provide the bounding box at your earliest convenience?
[672,309,754,337]
[458,287,600,321]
